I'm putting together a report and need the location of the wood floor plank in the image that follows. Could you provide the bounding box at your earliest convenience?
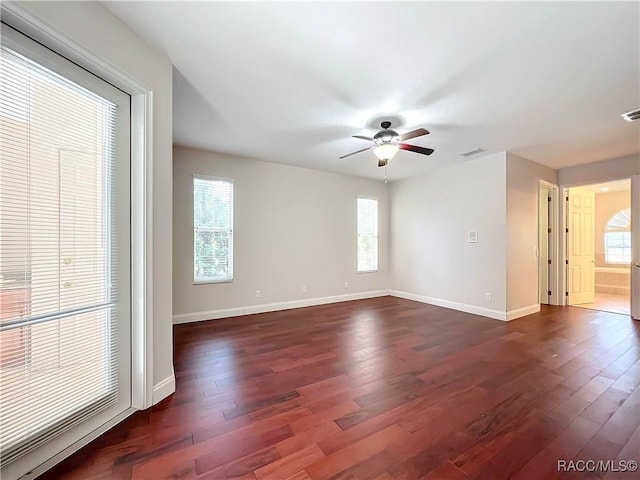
[306,424,409,480]
[254,444,325,480]
[35,299,640,480]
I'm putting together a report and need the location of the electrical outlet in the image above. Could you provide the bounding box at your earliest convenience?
[302,285,307,293]
[255,290,261,298]
[344,282,349,289]
[485,293,491,301]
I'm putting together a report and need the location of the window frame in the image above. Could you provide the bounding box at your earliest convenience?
[193,174,234,284]
[604,208,632,265]
[605,231,632,265]
[357,195,379,273]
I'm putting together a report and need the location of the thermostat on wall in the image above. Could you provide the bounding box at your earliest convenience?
[468,231,478,243]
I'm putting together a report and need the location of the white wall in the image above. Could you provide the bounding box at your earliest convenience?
[559,154,640,186]
[506,153,558,311]
[173,146,389,321]
[11,1,174,396]
[389,152,508,318]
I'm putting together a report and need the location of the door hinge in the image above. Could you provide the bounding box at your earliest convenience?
[548,290,552,296]
[566,260,569,265]
[548,196,552,202]
[548,259,552,265]
[565,291,569,297]
[566,196,569,201]
[548,228,552,234]
[566,228,569,233]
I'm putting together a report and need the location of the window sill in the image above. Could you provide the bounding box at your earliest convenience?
[194,279,233,285]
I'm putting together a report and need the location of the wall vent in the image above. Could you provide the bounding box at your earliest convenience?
[460,148,485,157]
[621,108,640,122]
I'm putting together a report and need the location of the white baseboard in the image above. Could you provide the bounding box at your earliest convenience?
[390,290,542,322]
[172,290,390,324]
[505,303,540,321]
[390,290,508,321]
[152,373,176,404]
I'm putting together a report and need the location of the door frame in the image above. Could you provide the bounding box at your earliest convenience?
[632,175,639,320]
[538,180,561,305]
[559,176,636,315]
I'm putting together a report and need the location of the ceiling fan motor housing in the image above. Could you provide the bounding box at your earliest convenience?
[373,128,399,145]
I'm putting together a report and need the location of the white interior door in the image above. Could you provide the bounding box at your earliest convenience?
[539,186,551,304]
[568,187,596,305]
[632,175,639,320]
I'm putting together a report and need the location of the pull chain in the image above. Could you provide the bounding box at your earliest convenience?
[384,165,388,184]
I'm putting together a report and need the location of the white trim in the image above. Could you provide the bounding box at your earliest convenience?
[173,290,390,324]
[1,3,149,95]
[15,408,135,480]
[505,304,541,321]
[193,173,235,184]
[389,290,508,321]
[130,93,154,410]
[152,375,176,405]
[632,175,639,321]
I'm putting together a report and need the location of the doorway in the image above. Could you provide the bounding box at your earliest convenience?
[565,179,631,315]
[538,182,558,305]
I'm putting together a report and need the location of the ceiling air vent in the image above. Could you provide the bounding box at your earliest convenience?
[621,108,640,122]
[460,148,485,157]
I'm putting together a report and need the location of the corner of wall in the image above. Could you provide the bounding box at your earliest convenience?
[152,371,176,405]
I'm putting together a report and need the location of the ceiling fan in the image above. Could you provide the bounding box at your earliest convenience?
[339,121,434,167]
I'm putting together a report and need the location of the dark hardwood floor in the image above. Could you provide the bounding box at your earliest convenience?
[38,297,640,480]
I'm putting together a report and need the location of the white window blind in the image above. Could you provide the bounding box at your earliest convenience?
[194,176,234,283]
[357,197,378,272]
[0,30,129,468]
[605,208,632,264]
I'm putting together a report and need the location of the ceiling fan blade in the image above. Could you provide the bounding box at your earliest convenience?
[378,159,388,168]
[339,146,373,159]
[399,128,430,141]
[399,143,434,156]
[352,135,374,142]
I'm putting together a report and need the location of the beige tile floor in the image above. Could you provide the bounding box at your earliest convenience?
[572,292,630,315]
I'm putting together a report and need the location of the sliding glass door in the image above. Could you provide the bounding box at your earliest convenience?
[0,25,131,474]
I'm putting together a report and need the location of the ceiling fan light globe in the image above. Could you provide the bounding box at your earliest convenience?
[373,144,399,160]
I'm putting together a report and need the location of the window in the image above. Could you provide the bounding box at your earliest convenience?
[0,26,130,466]
[194,176,234,283]
[357,197,378,272]
[605,208,631,264]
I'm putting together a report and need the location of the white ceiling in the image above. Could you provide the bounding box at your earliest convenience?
[581,179,631,193]
[105,1,640,182]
